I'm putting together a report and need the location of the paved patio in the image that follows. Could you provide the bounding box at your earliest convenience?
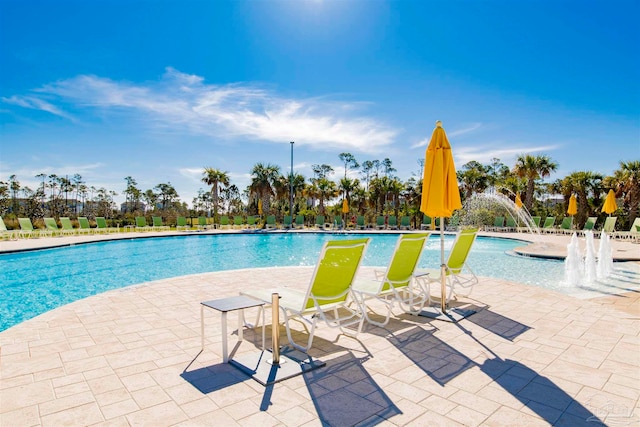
[1,232,639,426]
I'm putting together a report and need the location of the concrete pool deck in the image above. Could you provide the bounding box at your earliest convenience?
[1,231,639,426]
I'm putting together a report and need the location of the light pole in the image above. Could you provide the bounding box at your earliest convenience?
[290,141,294,216]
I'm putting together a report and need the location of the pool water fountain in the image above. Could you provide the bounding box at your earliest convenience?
[597,232,614,279]
[462,188,540,233]
[563,231,615,286]
[584,231,597,283]
[564,233,583,286]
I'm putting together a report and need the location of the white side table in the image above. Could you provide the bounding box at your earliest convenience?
[201,296,265,363]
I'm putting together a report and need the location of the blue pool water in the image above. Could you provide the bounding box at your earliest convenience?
[1,233,638,331]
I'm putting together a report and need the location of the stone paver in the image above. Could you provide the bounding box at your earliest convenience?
[1,232,639,426]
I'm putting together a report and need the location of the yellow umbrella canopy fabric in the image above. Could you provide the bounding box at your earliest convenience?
[515,192,523,209]
[342,198,349,214]
[602,189,617,215]
[567,194,578,216]
[420,121,462,218]
[258,199,263,215]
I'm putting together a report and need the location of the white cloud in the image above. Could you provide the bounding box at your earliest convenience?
[455,144,559,166]
[6,68,398,154]
[411,122,482,149]
[1,95,76,121]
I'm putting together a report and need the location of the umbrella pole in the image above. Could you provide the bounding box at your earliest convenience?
[440,216,447,313]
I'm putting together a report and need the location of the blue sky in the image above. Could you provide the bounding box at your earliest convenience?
[1,0,638,206]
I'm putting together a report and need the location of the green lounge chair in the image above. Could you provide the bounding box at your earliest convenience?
[265,215,277,230]
[375,216,386,230]
[152,216,170,231]
[488,216,504,232]
[504,217,517,232]
[218,215,230,229]
[332,215,344,230]
[197,216,209,230]
[77,217,93,234]
[18,218,43,238]
[176,216,189,231]
[283,215,293,229]
[241,238,371,352]
[387,216,398,230]
[518,215,541,233]
[233,215,244,228]
[135,216,151,232]
[595,216,617,238]
[95,217,118,233]
[352,233,432,327]
[246,215,257,229]
[44,217,64,237]
[294,214,305,229]
[59,217,79,236]
[418,228,479,302]
[0,217,18,240]
[95,217,113,233]
[612,217,639,240]
[315,215,326,229]
[540,217,556,233]
[420,215,432,230]
[580,216,597,233]
[399,216,411,230]
[356,215,366,230]
[556,217,573,234]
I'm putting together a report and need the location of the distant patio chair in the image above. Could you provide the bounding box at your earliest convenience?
[387,216,398,230]
[176,216,189,231]
[59,217,79,236]
[399,216,411,230]
[265,215,278,230]
[540,217,556,233]
[0,217,18,240]
[77,217,93,234]
[420,215,432,230]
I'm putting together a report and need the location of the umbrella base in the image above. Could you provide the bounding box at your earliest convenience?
[230,348,325,386]
[418,306,476,323]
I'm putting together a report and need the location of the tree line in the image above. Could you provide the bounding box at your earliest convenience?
[1,154,638,230]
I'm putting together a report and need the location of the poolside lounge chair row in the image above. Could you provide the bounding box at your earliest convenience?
[0,217,122,239]
[240,228,479,352]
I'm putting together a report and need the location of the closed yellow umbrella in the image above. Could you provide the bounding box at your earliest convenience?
[420,121,462,313]
[258,199,263,215]
[602,189,617,215]
[515,192,523,209]
[567,194,577,216]
[342,198,349,214]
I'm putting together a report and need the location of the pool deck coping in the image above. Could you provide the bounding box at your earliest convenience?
[1,228,639,261]
[1,231,639,426]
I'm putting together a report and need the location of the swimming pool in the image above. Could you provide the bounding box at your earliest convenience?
[1,233,639,331]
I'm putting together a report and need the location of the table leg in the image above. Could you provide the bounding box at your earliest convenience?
[238,309,243,343]
[221,312,228,363]
[200,305,205,351]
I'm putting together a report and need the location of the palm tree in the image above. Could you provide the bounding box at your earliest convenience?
[562,171,603,228]
[457,161,490,200]
[202,167,229,220]
[608,160,640,225]
[316,178,338,214]
[513,154,558,211]
[249,163,280,215]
